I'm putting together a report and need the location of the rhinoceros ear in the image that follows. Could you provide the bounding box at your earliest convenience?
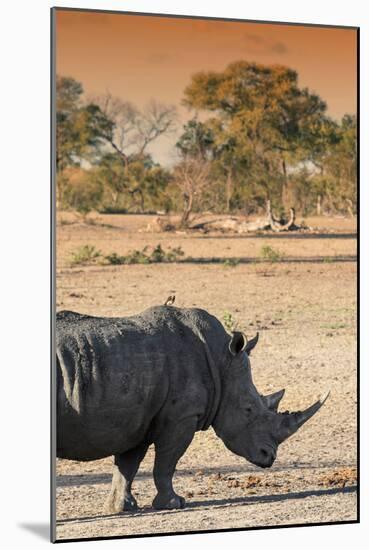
[244,332,259,356]
[229,331,247,356]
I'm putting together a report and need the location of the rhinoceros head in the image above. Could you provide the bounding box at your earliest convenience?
[213,331,329,469]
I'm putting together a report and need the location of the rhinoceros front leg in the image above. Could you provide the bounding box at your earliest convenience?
[104,442,148,514]
[152,418,196,510]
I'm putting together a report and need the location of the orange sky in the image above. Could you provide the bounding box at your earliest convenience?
[55,9,357,165]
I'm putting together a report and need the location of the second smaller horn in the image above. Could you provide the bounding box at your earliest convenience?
[262,389,285,412]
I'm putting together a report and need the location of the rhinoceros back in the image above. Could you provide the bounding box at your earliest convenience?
[56,306,227,460]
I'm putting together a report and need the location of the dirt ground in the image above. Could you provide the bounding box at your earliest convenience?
[55,213,357,541]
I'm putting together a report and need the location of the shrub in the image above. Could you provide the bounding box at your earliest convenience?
[104,245,185,265]
[70,245,101,266]
[260,245,284,262]
[62,169,104,215]
[150,244,185,263]
[223,311,236,332]
[223,258,240,268]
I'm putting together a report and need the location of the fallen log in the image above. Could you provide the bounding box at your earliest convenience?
[146,203,308,233]
[267,201,297,232]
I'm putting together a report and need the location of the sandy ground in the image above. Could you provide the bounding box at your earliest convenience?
[55,214,357,541]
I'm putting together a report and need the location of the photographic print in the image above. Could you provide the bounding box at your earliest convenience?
[51,7,358,542]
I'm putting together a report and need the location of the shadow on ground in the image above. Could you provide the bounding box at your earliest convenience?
[57,485,357,525]
[56,461,356,487]
[199,233,357,240]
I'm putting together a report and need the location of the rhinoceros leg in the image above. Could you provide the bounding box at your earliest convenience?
[152,418,196,510]
[104,442,148,514]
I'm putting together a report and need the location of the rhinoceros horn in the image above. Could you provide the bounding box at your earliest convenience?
[276,391,330,442]
[263,389,285,411]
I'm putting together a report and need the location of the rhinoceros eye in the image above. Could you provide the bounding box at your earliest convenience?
[239,396,253,413]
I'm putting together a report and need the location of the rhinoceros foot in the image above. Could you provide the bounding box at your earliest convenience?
[104,494,138,514]
[153,493,185,510]
[122,495,138,512]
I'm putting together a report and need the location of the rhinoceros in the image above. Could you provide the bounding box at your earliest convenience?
[56,305,329,513]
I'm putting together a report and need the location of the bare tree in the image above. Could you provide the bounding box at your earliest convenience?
[90,93,177,169]
[174,157,211,227]
[89,93,139,172]
[135,99,178,156]
[89,94,177,211]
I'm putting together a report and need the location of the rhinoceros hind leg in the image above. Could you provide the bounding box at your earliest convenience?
[153,493,185,510]
[152,418,196,510]
[104,443,148,514]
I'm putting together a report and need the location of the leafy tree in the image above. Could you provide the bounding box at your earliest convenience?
[94,153,130,209]
[183,61,329,209]
[176,118,216,160]
[61,167,104,216]
[133,161,172,212]
[291,115,357,215]
[56,76,113,171]
[324,115,357,212]
[94,152,172,213]
[56,76,113,206]
[55,71,356,218]
[176,118,241,212]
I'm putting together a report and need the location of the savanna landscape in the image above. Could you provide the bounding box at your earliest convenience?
[54,9,357,542]
[55,213,357,540]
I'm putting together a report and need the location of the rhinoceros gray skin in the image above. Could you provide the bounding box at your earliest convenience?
[56,305,328,512]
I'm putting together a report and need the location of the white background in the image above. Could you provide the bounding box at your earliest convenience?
[0,0,366,547]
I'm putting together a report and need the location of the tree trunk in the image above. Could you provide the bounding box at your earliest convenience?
[181,192,194,227]
[346,198,354,218]
[56,170,66,210]
[111,142,129,175]
[281,157,289,209]
[129,188,145,213]
[225,168,233,213]
[317,194,322,216]
[56,181,62,210]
